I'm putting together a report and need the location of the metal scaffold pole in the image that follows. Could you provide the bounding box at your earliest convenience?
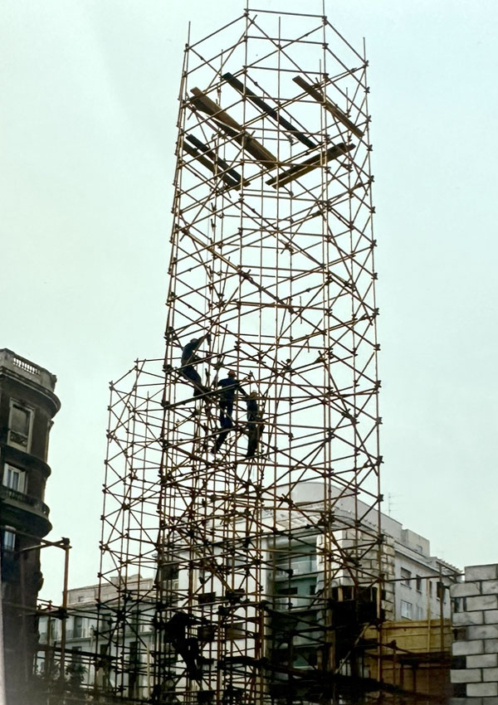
[98,6,383,703]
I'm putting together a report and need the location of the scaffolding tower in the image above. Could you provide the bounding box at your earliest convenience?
[98,5,382,704]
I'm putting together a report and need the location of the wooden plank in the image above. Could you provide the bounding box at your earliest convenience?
[266,143,354,189]
[190,88,277,170]
[182,142,240,189]
[293,75,364,139]
[222,72,317,150]
[185,134,248,186]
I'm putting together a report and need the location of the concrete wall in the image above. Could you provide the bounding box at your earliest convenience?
[450,563,498,700]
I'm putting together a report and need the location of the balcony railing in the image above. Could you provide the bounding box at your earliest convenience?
[0,485,50,517]
[12,356,41,377]
[0,348,57,391]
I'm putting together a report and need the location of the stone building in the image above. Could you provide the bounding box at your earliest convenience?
[0,348,60,703]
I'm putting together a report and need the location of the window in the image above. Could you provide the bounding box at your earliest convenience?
[401,568,412,587]
[129,641,139,666]
[8,402,33,451]
[73,616,84,638]
[277,587,298,596]
[437,581,446,602]
[416,575,423,593]
[276,586,298,610]
[2,529,16,552]
[400,600,412,619]
[3,464,26,493]
[415,605,424,620]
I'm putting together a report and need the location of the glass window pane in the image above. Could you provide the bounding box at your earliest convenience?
[400,600,412,619]
[11,406,30,435]
[3,466,25,492]
[3,530,16,551]
[8,469,18,490]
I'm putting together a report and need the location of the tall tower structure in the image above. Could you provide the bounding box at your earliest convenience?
[0,348,60,703]
[99,6,382,704]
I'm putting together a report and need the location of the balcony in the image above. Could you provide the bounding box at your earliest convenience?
[0,485,50,517]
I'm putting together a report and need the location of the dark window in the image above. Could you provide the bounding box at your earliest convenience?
[73,616,83,638]
[129,641,139,666]
[11,405,30,435]
[401,568,411,587]
[8,402,32,450]
[416,575,422,593]
[128,641,139,696]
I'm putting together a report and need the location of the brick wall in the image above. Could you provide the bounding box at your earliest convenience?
[450,564,498,700]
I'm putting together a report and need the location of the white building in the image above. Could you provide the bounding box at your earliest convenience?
[37,575,155,700]
[37,483,459,699]
[288,482,459,622]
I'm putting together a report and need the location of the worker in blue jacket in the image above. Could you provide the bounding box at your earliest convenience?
[180,332,211,397]
[216,370,247,421]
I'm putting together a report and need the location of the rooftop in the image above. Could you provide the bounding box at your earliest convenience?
[0,348,57,392]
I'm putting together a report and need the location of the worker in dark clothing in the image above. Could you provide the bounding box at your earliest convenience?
[246,392,264,458]
[213,413,233,453]
[181,333,211,397]
[217,370,247,419]
[166,612,201,680]
[211,371,246,454]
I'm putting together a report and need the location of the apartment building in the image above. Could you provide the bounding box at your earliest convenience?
[0,349,60,704]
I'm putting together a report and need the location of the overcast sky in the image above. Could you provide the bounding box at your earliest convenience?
[1,0,497,602]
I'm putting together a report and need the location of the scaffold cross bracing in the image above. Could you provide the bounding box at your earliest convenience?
[99,6,382,704]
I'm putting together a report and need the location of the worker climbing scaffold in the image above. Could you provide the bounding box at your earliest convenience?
[245,391,264,459]
[212,370,247,453]
[179,332,211,397]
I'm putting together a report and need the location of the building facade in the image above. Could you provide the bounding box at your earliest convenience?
[37,576,155,700]
[274,483,458,623]
[0,348,60,703]
[38,483,458,702]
